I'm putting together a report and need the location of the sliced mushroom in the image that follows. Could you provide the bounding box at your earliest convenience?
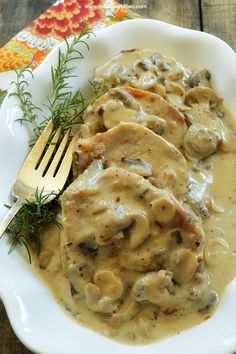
[150,54,172,71]
[150,196,176,223]
[198,291,218,313]
[148,188,204,250]
[188,271,210,301]
[187,69,211,88]
[168,68,184,81]
[149,83,166,97]
[134,58,155,73]
[134,69,156,87]
[138,74,166,96]
[85,283,100,303]
[129,213,150,248]
[131,70,166,97]
[102,100,138,130]
[167,95,190,112]
[95,63,127,86]
[109,87,140,109]
[85,270,123,314]
[206,197,224,213]
[85,282,118,314]
[87,87,140,133]
[188,286,205,301]
[131,270,173,307]
[141,115,167,135]
[94,270,123,301]
[165,81,190,111]
[94,209,132,246]
[168,249,198,284]
[185,87,222,108]
[184,124,221,159]
[204,238,228,267]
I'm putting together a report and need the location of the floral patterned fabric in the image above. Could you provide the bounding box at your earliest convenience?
[0,0,138,103]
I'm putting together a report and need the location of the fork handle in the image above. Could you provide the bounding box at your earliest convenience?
[0,199,23,239]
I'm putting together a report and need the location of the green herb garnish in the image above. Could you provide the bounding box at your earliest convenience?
[5,30,95,260]
[5,189,60,262]
[11,66,42,140]
[47,33,93,131]
[12,29,94,146]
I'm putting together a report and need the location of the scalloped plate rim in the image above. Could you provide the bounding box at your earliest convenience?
[1,18,236,354]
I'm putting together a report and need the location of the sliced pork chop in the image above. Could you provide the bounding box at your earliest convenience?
[82,86,187,149]
[61,162,203,275]
[73,122,189,196]
[60,162,204,315]
[94,48,191,93]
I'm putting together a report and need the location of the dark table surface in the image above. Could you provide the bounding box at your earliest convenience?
[1,0,236,353]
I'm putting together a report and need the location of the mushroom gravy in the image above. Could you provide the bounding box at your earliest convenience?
[34,49,236,344]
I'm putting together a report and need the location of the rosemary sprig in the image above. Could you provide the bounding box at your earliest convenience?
[11,66,42,140]
[4,30,95,259]
[46,30,94,133]
[5,189,61,263]
[12,30,94,146]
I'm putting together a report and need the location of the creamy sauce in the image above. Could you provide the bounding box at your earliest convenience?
[34,49,236,344]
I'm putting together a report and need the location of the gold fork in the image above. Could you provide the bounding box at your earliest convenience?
[0,120,76,238]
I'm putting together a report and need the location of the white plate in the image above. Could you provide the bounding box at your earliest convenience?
[1,18,236,354]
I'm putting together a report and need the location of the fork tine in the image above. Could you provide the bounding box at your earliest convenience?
[36,126,62,174]
[23,120,53,168]
[56,133,77,178]
[45,129,71,178]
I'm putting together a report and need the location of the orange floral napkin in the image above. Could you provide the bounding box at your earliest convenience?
[0,0,138,101]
